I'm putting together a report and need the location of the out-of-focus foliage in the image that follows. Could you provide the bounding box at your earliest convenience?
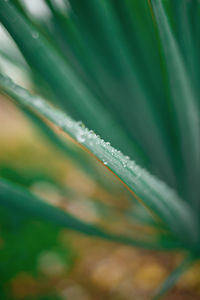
[0,205,74,300]
[0,0,200,299]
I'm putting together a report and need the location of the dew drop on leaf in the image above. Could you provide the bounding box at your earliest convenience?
[32,32,39,39]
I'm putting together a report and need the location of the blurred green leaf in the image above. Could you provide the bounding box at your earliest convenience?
[150,0,200,208]
[0,177,180,250]
[153,254,196,300]
[0,0,146,166]
[0,73,198,249]
[1,0,200,296]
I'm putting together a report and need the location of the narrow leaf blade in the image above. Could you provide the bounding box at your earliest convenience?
[0,73,198,248]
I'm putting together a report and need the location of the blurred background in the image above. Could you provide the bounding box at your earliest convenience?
[1,1,200,299]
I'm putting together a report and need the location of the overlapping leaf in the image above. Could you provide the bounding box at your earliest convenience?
[0,73,198,249]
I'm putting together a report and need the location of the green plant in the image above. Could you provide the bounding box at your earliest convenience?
[0,0,200,298]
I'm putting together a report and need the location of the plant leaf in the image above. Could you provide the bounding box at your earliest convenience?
[150,0,200,208]
[67,0,176,186]
[21,106,115,192]
[0,178,180,250]
[0,0,146,165]
[0,73,198,248]
[152,254,196,300]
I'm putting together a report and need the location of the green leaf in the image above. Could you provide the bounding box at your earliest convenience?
[21,106,115,192]
[68,0,176,186]
[0,73,198,249]
[150,0,200,208]
[0,0,146,166]
[152,254,196,300]
[0,178,180,250]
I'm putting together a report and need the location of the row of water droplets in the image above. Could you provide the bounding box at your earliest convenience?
[57,113,147,182]
[40,101,198,238]
[3,74,188,214]
[5,75,197,239]
[3,74,198,242]
[4,74,185,203]
[65,115,191,216]
[0,73,178,200]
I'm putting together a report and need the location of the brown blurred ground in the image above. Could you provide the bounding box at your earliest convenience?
[1,96,200,300]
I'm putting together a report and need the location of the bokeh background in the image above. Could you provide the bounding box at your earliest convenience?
[1,1,200,299]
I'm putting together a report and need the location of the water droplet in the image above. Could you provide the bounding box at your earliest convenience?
[34,97,43,108]
[77,121,85,128]
[77,132,85,143]
[57,119,65,128]
[103,160,108,165]
[122,160,127,167]
[32,32,39,39]
[65,119,72,128]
